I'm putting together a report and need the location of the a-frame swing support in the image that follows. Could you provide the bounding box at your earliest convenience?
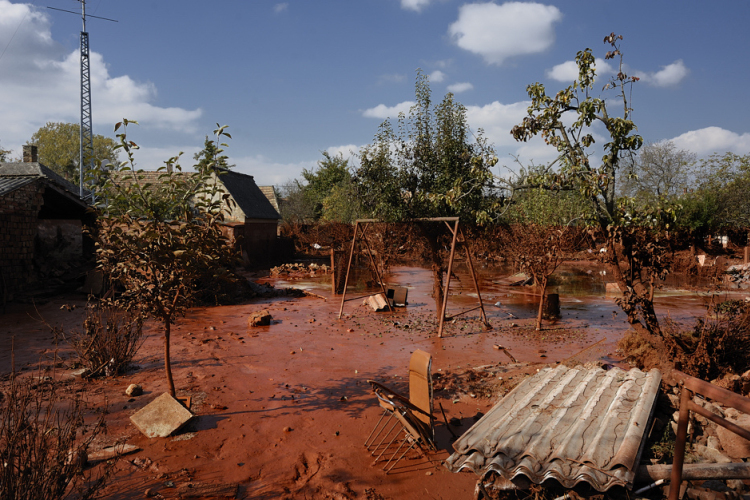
[337,217,491,338]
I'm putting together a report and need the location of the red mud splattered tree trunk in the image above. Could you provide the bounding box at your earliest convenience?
[503,224,586,331]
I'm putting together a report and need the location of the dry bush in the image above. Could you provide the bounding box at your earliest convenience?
[619,301,750,380]
[0,376,111,500]
[54,305,144,378]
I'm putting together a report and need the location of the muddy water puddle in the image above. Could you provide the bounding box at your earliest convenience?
[258,261,744,365]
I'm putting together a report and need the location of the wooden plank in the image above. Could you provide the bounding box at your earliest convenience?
[678,370,750,415]
[637,462,750,482]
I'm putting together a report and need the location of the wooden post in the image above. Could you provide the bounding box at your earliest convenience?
[745,246,749,266]
[669,384,692,500]
[330,248,336,294]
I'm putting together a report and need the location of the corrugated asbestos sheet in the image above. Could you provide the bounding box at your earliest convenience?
[446,365,661,492]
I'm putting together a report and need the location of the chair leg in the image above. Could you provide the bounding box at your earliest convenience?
[364,409,390,449]
[373,426,404,464]
[371,418,400,458]
[384,437,417,474]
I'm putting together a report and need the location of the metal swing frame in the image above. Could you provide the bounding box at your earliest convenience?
[336,217,491,337]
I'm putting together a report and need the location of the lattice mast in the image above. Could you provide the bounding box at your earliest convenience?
[79,0,92,199]
[47,1,116,199]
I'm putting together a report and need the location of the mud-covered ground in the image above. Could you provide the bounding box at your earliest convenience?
[1,261,747,499]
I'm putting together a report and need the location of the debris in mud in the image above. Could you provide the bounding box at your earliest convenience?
[364,294,389,311]
[433,363,537,400]
[270,262,330,278]
[726,263,750,288]
[125,383,143,396]
[248,310,272,327]
[87,444,140,463]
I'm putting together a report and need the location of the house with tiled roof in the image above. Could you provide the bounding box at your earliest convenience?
[110,167,281,262]
[0,145,93,298]
[258,186,280,214]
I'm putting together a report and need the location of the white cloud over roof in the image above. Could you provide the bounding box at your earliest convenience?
[448,2,562,66]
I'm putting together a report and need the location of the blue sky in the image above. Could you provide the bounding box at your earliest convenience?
[1,0,749,186]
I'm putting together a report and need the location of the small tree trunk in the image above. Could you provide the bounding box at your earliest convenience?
[164,320,176,398]
[536,277,547,331]
[432,263,444,316]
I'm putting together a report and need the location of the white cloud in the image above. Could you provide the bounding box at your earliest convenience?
[546,59,615,82]
[0,1,201,155]
[669,127,750,156]
[233,154,317,186]
[362,101,415,119]
[274,3,289,13]
[447,82,473,93]
[465,100,529,147]
[429,70,446,83]
[401,0,432,12]
[448,2,562,66]
[635,60,688,87]
[324,144,362,164]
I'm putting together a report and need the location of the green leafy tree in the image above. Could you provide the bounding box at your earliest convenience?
[355,69,498,223]
[28,122,119,183]
[320,176,364,222]
[510,33,674,348]
[301,152,352,220]
[91,120,241,397]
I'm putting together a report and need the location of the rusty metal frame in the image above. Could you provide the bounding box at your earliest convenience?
[337,217,491,338]
[669,370,750,500]
[337,220,393,316]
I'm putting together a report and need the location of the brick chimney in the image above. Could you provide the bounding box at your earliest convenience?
[23,145,38,163]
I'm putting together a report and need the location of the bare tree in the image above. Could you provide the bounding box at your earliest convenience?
[619,141,696,202]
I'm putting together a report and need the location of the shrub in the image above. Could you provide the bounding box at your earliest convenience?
[0,376,111,500]
[54,305,144,378]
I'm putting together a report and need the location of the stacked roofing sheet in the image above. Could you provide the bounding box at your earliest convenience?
[446,364,661,492]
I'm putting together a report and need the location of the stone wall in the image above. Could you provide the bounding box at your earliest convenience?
[0,180,44,298]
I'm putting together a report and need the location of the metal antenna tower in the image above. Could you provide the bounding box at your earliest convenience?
[47,1,116,199]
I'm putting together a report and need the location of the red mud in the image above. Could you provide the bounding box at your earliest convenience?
[1,263,746,499]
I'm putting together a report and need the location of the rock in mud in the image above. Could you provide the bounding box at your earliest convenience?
[716,414,750,459]
[247,310,272,327]
[126,383,143,396]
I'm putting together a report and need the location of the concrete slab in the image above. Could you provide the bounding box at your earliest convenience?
[130,393,194,438]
